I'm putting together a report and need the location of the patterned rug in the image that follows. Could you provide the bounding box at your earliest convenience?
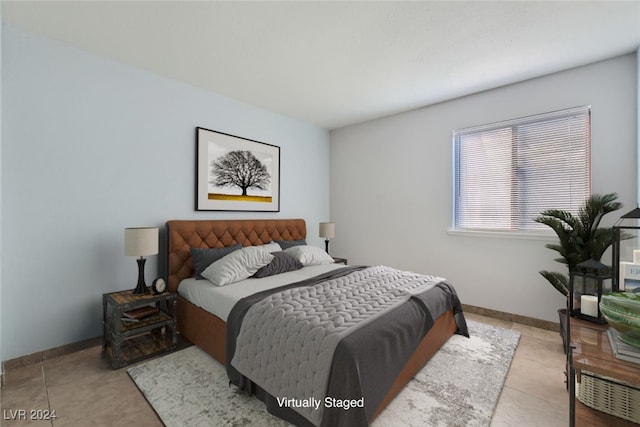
[128,320,520,427]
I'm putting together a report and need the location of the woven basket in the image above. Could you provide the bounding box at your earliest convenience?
[577,370,640,423]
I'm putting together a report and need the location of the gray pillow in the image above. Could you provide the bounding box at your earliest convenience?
[252,251,304,278]
[274,239,307,250]
[191,244,242,279]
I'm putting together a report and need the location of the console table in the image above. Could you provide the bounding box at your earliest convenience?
[569,317,640,426]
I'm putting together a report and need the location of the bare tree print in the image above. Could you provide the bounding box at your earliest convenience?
[210,150,271,196]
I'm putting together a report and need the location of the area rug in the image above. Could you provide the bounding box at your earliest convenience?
[128,320,520,427]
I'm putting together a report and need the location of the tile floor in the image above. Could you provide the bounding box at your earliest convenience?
[0,313,569,426]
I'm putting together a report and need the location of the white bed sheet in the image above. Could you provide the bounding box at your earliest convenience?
[178,264,345,322]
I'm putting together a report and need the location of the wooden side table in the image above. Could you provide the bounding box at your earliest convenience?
[569,317,640,426]
[332,257,348,265]
[103,290,177,369]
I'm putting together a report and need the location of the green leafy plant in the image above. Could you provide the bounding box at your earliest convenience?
[534,193,624,297]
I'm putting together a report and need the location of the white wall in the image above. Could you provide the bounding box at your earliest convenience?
[0,26,330,361]
[330,54,638,323]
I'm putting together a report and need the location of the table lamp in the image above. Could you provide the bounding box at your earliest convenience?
[319,222,335,254]
[125,227,159,294]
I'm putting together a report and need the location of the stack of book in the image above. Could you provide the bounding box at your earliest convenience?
[121,306,160,324]
[607,328,640,364]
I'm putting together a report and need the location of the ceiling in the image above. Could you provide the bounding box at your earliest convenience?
[3,1,640,130]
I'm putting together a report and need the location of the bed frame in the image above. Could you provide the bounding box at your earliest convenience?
[166,218,457,421]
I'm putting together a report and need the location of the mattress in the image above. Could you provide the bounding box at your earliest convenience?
[177,263,345,321]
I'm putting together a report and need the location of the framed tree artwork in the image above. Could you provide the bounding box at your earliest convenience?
[196,127,280,211]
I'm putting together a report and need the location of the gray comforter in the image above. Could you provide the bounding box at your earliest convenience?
[226,265,468,427]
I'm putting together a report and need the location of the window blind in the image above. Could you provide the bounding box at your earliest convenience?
[453,106,591,232]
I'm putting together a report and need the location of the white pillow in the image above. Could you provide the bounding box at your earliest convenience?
[201,246,274,286]
[284,245,335,266]
[261,242,282,252]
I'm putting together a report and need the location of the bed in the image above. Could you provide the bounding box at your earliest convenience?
[166,218,468,426]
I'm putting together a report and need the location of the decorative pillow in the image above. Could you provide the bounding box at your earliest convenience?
[190,244,242,279]
[201,246,275,286]
[274,239,307,250]
[284,245,335,266]
[253,251,304,278]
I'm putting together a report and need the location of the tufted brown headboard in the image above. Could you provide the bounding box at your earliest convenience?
[165,218,307,292]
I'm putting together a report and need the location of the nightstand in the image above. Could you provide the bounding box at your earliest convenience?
[332,257,348,265]
[102,289,177,369]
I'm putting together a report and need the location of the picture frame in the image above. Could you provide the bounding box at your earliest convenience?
[196,127,280,212]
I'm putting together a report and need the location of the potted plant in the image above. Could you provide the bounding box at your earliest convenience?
[534,193,625,350]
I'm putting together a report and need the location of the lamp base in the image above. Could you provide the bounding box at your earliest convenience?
[131,257,149,295]
[324,239,330,254]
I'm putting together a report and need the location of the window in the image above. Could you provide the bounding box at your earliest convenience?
[453,106,591,233]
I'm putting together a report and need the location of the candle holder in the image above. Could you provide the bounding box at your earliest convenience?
[569,258,611,324]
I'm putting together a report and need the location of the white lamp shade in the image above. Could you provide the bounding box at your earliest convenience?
[319,222,335,239]
[124,227,159,257]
